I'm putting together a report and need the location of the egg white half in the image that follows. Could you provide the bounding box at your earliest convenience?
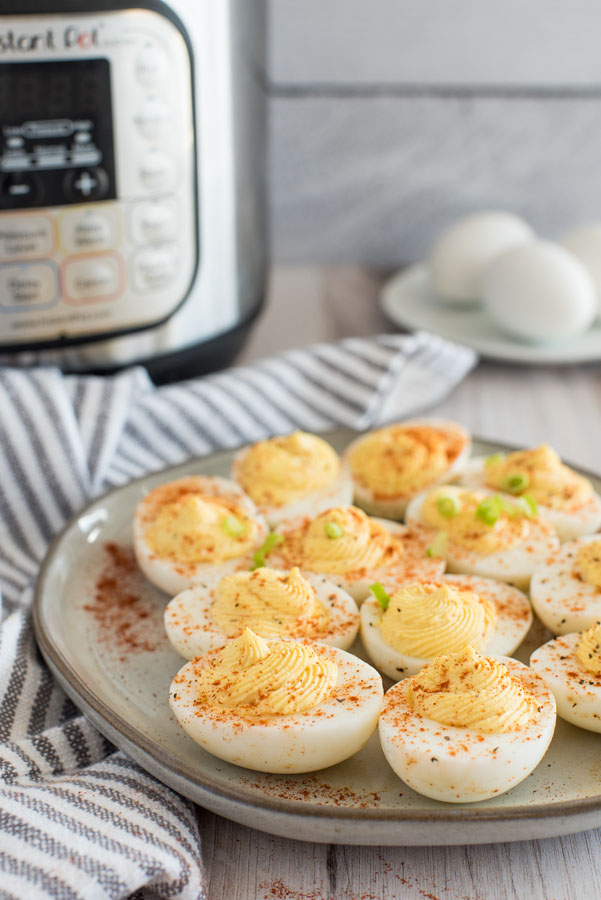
[405,491,559,591]
[360,574,533,681]
[164,570,360,659]
[169,642,383,773]
[530,535,601,635]
[344,418,472,520]
[530,633,601,733]
[133,475,269,595]
[458,456,601,542]
[379,658,556,803]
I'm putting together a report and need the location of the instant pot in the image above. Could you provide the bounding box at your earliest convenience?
[0,0,266,381]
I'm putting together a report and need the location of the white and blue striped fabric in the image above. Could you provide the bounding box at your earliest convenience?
[0,331,475,900]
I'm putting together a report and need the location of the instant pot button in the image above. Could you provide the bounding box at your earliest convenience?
[134,98,170,139]
[133,246,177,291]
[0,173,42,209]
[130,201,176,244]
[63,168,109,202]
[0,263,57,309]
[0,215,53,260]
[136,46,167,87]
[61,209,115,253]
[64,256,120,303]
[139,152,175,192]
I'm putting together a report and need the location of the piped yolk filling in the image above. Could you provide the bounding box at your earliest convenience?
[485,444,592,510]
[421,488,532,555]
[210,567,328,639]
[145,493,258,563]
[408,647,537,733]
[237,431,340,507]
[283,506,404,575]
[576,623,601,675]
[379,583,497,658]
[192,628,338,716]
[349,424,459,498]
[577,540,601,588]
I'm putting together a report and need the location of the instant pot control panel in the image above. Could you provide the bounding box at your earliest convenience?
[0,9,197,350]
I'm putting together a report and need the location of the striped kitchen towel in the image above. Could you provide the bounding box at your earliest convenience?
[0,331,475,900]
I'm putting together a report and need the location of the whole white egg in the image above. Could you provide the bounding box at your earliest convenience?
[560,224,601,313]
[482,241,597,342]
[428,211,534,304]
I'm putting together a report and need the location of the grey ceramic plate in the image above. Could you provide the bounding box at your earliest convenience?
[34,432,601,846]
[381,264,601,365]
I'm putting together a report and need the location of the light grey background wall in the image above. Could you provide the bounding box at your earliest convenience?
[267,0,601,264]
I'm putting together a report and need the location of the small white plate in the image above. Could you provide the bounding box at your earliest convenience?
[381,264,601,365]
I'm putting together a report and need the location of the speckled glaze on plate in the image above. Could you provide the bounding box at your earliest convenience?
[381,264,601,365]
[33,432,601,846]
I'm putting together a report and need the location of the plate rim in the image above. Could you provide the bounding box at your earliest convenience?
[381,263,601,366]
[32,431,601,838]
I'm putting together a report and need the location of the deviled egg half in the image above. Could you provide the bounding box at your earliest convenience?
[458,444,601,541]
[405,485,559,590]
[530,623,601,733]
[269,505,445,604]
[344,418,471,519]
[164,565,360,658]
[133,475,268,595]
[379,647,556,803]
[231,431,353,527]
[169,627,383,773]
[360,575,532,681]
[530,535,601,634]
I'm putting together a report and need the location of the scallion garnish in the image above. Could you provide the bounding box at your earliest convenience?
[222,514,246,537]
[485,452,506,466]
[251,532,284,569]
[475,497,501,526]
[436,494,460,519]
[369,582,391,610]
[516,494,538,518]
[324,522,344,539]
[426,530,448,558]
[501,472,530,494]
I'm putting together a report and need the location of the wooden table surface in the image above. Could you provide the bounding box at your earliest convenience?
[197,265,601,900]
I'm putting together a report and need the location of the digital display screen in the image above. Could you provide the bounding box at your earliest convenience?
[0,59,116,208]
[0,59,110,120]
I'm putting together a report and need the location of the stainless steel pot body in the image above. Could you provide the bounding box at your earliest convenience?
[0,0,266,377]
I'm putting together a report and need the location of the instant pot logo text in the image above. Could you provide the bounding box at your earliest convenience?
[0,25,102,53]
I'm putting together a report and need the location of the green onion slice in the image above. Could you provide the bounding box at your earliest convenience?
[324,522,344,539]
[501,472,530,494]
[516,494,538,518]
[426,530,448,558]
[436,494,460,519]
[251,532,284,569]
[369,582,391,610]
[475,497,501,526]
[222,514,247,537]
[485,452,506,467]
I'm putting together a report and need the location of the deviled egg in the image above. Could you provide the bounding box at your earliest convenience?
[133,475,268,595]
[231,431,352,527]
[458,444,601,541]
[169,627,383,773]
[405,485,559,590]
[530,624,601,733]
[360,576,532,680]
[379,647,556,803]
[530,535,601,635]
[344,419,471,519]
[269,505,445,604]
[164,566,360,658]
